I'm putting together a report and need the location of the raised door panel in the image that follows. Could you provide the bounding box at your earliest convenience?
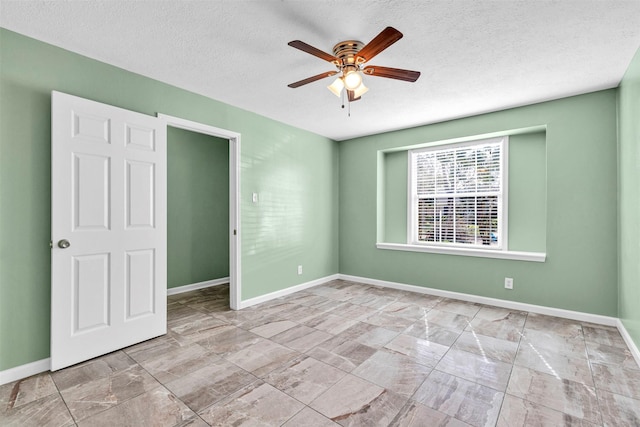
[125,249,155,320]
[126,160,155,229]
[72,253,110,334]
[72,154,111,231]
[125,123,155,151]
[72,112,110,144]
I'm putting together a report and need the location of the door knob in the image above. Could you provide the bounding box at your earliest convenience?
[58,239,71,249]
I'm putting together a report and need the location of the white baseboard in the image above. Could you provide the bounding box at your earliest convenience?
[167,277,230,296]
[338,274,618,326]
[238,274,340,309]
[617,319,640,368]
[0,358,51,386]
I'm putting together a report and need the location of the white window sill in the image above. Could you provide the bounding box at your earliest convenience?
[376,242,546,262]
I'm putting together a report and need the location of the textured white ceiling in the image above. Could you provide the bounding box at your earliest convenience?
[2,0,640,141]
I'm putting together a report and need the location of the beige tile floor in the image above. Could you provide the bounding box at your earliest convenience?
[2,280,640,426]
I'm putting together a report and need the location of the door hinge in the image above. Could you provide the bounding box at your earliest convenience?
[49,240,53,249]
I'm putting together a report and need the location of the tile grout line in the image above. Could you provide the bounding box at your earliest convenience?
[496,310,530,426]
[582,323,607,426]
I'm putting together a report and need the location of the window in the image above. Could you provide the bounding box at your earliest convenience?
[409,137,507,249]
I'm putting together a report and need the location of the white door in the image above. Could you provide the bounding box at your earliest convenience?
[51,91,166,371]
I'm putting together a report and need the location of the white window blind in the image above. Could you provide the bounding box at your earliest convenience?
[409,137,507,249]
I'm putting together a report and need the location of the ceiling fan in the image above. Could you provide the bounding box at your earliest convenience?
[287,27,420,103]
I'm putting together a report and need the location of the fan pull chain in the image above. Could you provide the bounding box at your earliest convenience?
[339,91,351,117]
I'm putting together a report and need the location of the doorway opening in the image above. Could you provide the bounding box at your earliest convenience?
[159,114,241,310]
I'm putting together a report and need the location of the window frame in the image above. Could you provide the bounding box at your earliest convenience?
[407,136,509,251]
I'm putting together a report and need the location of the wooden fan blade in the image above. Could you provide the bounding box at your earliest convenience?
[288,40,339,63]
[363,66,420,82]
[288,71,339,88]
[347,90,361,102]
[356,27,403,63]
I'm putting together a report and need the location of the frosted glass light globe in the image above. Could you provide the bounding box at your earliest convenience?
[344,71,362,90]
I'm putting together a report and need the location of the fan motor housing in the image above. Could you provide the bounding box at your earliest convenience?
[332,40,364,65]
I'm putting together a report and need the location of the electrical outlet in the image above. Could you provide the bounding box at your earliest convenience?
[252,193,258,203]
[297,265,303,275]
[504,277,514,290]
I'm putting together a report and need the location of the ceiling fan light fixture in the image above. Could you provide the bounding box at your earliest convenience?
[327,77,344,97]
[287,27,420,110]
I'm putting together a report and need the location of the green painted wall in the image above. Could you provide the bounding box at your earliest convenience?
[618,46,640,348]
[381,131,546,252]
[167,128,229,288]
[0,29,339,371]
[340,90,618,316]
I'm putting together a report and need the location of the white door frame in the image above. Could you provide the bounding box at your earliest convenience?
[158,114,241,310]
